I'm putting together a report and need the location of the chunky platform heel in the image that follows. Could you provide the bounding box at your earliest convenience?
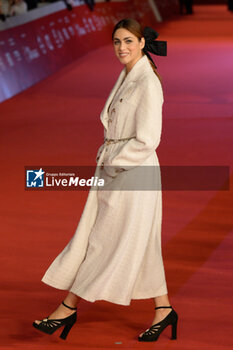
[138,305,178,342]
[32,300,77,340]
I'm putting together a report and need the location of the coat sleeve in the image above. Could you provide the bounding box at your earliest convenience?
[103,78,163,178]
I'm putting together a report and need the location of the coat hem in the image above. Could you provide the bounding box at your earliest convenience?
[41,276,167,306]
[70,287,168,306]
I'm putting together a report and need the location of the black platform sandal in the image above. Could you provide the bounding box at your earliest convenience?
[138,305,178,342]
[32,300,77,340]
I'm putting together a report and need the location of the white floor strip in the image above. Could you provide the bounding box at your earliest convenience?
[148,0,162,22]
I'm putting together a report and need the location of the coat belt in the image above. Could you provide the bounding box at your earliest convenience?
[104,136,136,145]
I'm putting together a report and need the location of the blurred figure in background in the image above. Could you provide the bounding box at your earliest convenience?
[180,0,193,15]
[84,0,95,11]
[25,0,38,10]
[228,0,233,11]
[63,0,74,11]
[0,0,5,20]
[9,0,27,15]
[0,0,10,20]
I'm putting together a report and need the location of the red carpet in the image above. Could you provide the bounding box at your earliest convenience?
[0,5,232,349]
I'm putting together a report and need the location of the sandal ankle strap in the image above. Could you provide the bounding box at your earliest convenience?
[155,305,172,310]
[62,300,77,310]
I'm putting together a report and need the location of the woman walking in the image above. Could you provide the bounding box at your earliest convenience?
[33,18,178,342]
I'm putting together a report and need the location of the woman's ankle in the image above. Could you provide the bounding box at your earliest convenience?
[63,292,81,308]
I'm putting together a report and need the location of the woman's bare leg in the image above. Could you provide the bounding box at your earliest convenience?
[139,294,172,337]
[152,294,172,323]
[63,291,81,308]
[34,292,81,325]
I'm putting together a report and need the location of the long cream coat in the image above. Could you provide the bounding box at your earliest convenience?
[41,54,168,306]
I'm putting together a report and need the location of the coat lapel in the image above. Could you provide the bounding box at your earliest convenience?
[100,55,152,130]
[100,68,126,130]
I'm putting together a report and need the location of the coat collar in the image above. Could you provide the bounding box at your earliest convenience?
[122,54,152,84]
[100,54,152,130]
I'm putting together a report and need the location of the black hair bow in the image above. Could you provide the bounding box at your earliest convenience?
[142,26,167,68]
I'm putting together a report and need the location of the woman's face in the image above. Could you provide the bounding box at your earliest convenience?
[113,28,145,72]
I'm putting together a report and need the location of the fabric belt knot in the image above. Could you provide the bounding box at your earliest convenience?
[104,136,136,145]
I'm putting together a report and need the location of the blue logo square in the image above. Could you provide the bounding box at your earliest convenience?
[26,168,44,187]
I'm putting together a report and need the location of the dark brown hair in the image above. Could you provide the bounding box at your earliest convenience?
[112,18,162,83]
